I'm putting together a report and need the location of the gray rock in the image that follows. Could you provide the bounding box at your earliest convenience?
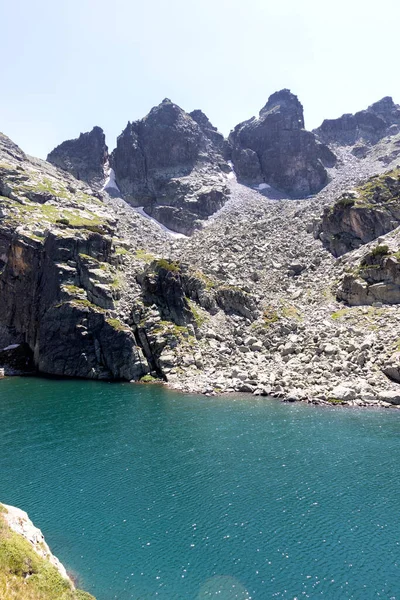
[314,96,400,146]
[377,390,400,405]
[111,99,230,234]
[47,126,108,190]
[229,89,334,197]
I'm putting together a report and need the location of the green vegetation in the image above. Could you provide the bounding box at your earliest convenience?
[0,506,95,600]
[326,397,344,404]
[187,299,207,327]
[355,168,400,207]
[331,308,351,320]
[114,247,129,256]
[140,374,157,383]
[1,196,106,233]
[193,270,217,290]
[135,249,155,262]
[152,320,189,339]
[336,194,355,208]
[155,258,181,273]
[69,299,105,313]
[62,285,86,296]
[280,304,303,321]
[371,244,389,257]
[106,318,129,332]
[263,306,279,326]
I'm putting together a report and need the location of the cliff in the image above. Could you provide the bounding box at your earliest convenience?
[2,91,400,406]
[0,503,95,600]
[229,89,335,197]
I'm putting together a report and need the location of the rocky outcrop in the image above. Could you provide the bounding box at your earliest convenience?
[0,502,95,599]
[189,109,230,159]
[315,168,400,256]
[47,126,108,189]
[337,244,400,305]
[314,96,400,147]
[111,99,230,235]
[229,89,335,197]
[0,230,149,380]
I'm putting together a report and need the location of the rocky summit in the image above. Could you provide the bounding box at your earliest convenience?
[47,126,108,190]
[314,96,400,155]
[2,90,400,407]
[111,98,231,235]
[229,89,336,197]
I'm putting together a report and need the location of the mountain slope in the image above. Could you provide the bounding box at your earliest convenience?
[2,91,400,405]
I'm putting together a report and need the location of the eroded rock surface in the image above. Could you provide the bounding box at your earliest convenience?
[111,99,230,234]
[47,126,108,189]
[2,93,400,406]
[315,168,400,256]
[229,89,335,197]
[314,96,400,147]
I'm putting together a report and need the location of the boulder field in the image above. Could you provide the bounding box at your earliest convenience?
[2,91,400,406]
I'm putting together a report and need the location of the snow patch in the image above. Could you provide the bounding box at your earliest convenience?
[256,183,270,190]
[2,344,20,351]
[134,206,187,239]
[226,160,237,181]
[103,167,120,193]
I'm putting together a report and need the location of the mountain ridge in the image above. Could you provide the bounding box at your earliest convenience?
[1,89,400,406]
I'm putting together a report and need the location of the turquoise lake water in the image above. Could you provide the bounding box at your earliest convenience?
[0,377,399,599]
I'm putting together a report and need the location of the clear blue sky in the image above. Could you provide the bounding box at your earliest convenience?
[2,0,399,159]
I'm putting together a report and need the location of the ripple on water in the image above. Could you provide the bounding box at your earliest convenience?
[0,378,399,599]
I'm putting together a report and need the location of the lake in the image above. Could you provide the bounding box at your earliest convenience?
[0,377,399,599]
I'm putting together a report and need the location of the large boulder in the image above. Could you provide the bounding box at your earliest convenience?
[47,126,108,189]
[229,89,334,197]
[337,245,400,306]
[111,99,230,235]
[316,168,400,257]
[314,96,400,147]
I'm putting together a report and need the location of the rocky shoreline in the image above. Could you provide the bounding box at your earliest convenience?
[1,92,400,409]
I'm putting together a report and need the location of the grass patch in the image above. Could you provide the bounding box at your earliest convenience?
[371,244,389,257]
[326,397,345,404]
[193,270,217,290]
[114,247,129,256]
[187,299,207,327]
[140,374,157,383]
[155,259,180,273]
[331,308,351,320]
[336,194,355,208]
[62,285,86,295]
[0,512,95,599]
[135,249,155,262]
[106,318,129,331]
[263,306,279,326]
[280,304,302,321]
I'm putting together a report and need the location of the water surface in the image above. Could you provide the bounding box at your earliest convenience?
[0,377,399,599]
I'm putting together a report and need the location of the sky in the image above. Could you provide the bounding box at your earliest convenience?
[1,0,400,159]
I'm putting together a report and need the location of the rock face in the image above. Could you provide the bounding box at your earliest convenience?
[337,244,400,305]
[189,109,230,159]
[111,99,230,235]
[4,92,400,406]
[0,230,149,380]
[0,136,150,381]
[316,168,400,256]
[314,96,400,147]
[229,89,335,197]
[47,126,108,189]
[0,502,95,599]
